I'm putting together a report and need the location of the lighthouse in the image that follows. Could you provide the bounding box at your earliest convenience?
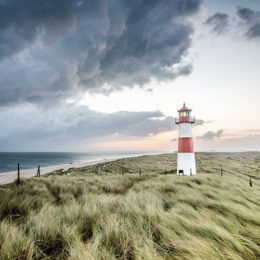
[175,103,196,176]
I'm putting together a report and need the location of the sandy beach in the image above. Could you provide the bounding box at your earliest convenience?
[0,159,114,185]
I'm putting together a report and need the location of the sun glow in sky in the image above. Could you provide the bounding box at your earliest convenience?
[0,0,259,152]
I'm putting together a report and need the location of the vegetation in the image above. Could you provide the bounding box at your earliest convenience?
[0,152,259,259]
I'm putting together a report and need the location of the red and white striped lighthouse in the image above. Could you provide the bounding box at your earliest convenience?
[175,103,196,176]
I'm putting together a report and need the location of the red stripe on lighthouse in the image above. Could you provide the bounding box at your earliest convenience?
[178,137,193,153]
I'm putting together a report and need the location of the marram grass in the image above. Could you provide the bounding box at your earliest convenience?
[0,152,259,259]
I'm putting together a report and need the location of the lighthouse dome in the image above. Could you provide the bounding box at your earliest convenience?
[179,103,191,112]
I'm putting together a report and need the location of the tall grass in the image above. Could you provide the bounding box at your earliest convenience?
[0,152,259,259]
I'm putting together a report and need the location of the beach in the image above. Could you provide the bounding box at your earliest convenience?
[0,159,114,185]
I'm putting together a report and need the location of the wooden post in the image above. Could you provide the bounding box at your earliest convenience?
[221,166,223,176]
[17,163,20,185]
[139,169,141,175]
[37,165,40,177]
[250,178,253,187]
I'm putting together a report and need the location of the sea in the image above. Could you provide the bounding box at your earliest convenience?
[0,151,159,174]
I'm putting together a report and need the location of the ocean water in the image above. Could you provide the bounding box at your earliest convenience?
[0,152,154,174]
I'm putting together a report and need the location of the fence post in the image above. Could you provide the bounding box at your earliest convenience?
[17,163,20,185]
[221,166,223,176]
[250,178,253,187]
[37,165,40,177]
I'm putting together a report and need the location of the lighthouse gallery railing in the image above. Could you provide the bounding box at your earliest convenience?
[175,117,195,124]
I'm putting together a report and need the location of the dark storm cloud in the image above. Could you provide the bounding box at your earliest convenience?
[0,0,202,105]
[205,12,228,34]
[237,7,260,39]
[0,104,177,150]
[197,129,223,140]
[0,103,208,150]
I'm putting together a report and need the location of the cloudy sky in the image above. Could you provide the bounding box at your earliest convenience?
[0,0,259,152]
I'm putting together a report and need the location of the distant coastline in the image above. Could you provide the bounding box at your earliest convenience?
[0,151,162,185]
[0,151,160,174]
[0,158,116,185]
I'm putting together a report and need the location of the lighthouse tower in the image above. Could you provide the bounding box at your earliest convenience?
[175,103,196,176]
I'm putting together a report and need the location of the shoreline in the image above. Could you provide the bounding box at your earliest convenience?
[0,158,116,185]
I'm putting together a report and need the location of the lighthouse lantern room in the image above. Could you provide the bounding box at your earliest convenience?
[175,103,196,176]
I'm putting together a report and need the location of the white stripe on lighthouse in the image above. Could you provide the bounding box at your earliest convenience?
[177,153,196,175]
[178,123,192,137]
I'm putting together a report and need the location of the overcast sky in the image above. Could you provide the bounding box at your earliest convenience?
[0,0,259,152]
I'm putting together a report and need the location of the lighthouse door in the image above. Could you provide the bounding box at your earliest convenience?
[179,170,184,176]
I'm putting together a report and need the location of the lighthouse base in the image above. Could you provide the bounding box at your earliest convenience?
[177,153,196,176]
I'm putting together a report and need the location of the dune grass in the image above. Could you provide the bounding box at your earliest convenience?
[0,152,259,259]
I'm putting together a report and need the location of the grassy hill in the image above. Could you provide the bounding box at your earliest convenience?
[0,152,259,259]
